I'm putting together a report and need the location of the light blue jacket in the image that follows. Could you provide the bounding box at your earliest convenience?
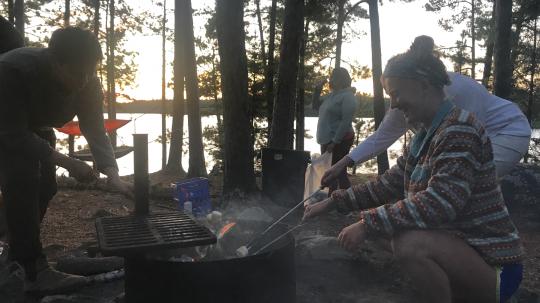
[316,87,357,144]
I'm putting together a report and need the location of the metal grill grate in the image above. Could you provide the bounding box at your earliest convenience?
[95,212,216,256]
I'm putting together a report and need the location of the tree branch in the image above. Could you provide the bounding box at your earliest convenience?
[344,0,367,19]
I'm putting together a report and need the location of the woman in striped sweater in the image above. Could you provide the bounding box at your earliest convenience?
[303,44,523,303]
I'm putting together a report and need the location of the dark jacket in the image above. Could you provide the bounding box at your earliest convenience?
[0,47,117,171]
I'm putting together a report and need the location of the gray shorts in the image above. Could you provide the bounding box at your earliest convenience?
[490,134,531,177]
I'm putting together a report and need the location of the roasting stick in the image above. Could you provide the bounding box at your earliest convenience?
[236,188,323,257]
[251,224,305,255]
[246,188,321,248]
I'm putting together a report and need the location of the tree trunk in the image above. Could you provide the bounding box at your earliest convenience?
[368,0,389,174]
[64,0,71,155]
[527,17,537,125]
[7,0,14,24]
[470,0,475,80]
[269,0,304,150]
[107,0,117,147]
[493,0,513,99]
[180,0,206,177]
[510,6,527,77]
[93,0,100,37]
[13,0,23,39]
[255,0,266,68]
[524,17,537,163]
[481,0,496,88]
[216,0,256,193]
[335,0,345,69]
[161,0,167,170]
[64,0,70,27]
[165,0,187,175]
[265,0,277,138]
[296,19,309,151]
[211,47,224,153]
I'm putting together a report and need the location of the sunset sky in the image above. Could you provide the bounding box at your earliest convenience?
[120,0,478,100]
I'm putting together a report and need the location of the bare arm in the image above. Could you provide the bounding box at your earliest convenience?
[348,108,407,164]
[77,77,117,173]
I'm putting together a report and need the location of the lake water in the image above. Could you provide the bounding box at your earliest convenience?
[54,114,540,177]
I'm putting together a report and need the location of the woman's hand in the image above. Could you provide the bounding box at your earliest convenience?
[321,156,353,188]
[338,221,368,251]
[303,198,334,221]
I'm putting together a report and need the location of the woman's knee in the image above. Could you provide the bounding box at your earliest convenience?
[391,230,434,262]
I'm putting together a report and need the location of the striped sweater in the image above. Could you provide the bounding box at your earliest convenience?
[332,104,523,265]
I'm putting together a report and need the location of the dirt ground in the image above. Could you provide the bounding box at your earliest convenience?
[39,172,540,300]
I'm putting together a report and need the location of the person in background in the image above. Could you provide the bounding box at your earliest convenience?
[321,36,531,187]
[313,67,358,194]
[0,26,132,294]
[304,42,524,303]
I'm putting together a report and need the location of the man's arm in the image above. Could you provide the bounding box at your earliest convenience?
[0,65,97,183]
[77,77,133,196]
[77,77,117,173]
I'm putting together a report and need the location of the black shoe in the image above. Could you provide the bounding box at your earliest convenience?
[24,266,88,296]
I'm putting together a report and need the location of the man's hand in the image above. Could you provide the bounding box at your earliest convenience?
[103,167,134,198]
[66,158,97,183]
[338,220,368,251]
[303,198,334,221]
[321,156,353,188]
[50,151,97,183]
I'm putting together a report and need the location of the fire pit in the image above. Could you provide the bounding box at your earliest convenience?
[124,220,296,303]
[96,135,296,303]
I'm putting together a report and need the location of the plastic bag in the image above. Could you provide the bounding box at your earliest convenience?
[304,152,332,205]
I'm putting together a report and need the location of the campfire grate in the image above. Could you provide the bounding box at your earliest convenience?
[96,212,216,256]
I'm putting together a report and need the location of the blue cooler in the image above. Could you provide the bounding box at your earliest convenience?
[172,177,212,217]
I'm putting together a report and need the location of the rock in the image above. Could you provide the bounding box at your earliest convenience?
[501,164,540,206]
[515,288,540,303]
[40,294,108,303]
[500,164,540,231]
[296,235,353,261]
[87,269,125,284]
[91,209,114,219]
[114,292,125,303]
[43,244,67,257]
[55,257,124,276]
[0,262,25,303]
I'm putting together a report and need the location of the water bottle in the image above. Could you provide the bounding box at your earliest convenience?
[184,201,193,215]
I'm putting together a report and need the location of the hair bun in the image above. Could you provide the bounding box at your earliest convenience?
[410,35,435,58]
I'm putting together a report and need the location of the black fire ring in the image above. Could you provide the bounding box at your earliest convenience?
[124,224,296,303]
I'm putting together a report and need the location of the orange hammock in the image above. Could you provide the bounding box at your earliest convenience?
[55,119,131,136]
